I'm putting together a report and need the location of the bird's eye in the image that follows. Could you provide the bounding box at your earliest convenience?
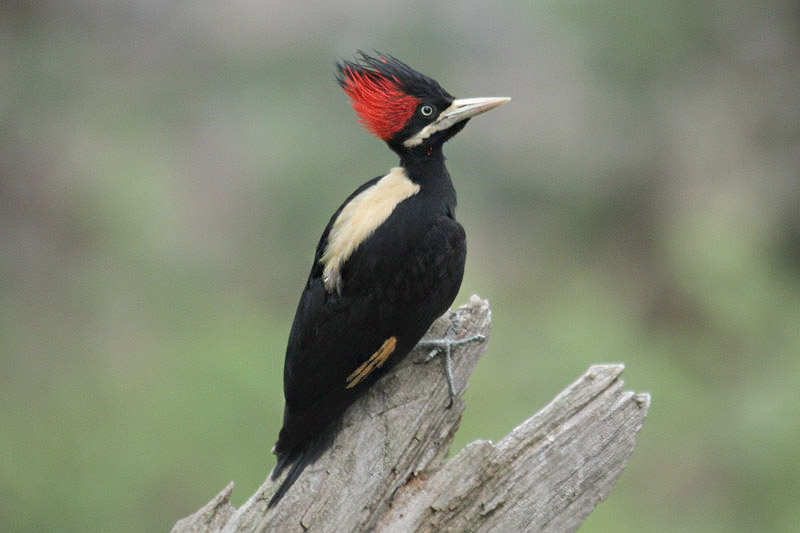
[420,104,435,117]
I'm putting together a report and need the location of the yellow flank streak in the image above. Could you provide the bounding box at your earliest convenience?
[345,336,398,389]
[320,168,419,294]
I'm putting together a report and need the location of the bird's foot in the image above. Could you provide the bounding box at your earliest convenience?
[415,328,485,408]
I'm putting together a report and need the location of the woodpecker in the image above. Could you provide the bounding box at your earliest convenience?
[269,52,509,506]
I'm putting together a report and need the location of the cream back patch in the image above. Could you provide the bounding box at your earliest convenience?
[320,167,420,293]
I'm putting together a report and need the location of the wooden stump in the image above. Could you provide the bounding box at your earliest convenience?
[172,296,650,533]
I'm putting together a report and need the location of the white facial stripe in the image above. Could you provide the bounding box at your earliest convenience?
[320,167,420,293]
[402,101,460,148]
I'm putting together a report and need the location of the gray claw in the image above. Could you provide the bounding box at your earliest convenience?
[415,332,486,407]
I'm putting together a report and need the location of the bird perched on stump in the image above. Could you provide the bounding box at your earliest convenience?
[269,51,509,506]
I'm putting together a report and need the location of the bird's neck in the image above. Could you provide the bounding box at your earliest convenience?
[398,145,448,185]
[398,145,456,209]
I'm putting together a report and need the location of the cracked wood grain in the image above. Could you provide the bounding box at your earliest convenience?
[172,296,649,533]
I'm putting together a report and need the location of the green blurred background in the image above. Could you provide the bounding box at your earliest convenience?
[2,1,799,531]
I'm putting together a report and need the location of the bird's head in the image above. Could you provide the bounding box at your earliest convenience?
[336,52,509,156]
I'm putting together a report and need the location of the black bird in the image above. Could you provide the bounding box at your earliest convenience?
[269,52,509,506]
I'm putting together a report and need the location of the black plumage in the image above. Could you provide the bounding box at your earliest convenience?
[269,52,508,506]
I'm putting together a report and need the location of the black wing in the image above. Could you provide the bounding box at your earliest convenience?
[268,177,465,509]
[274,189,465,455]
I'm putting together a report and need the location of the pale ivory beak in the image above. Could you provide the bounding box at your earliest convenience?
[439,96,512,123]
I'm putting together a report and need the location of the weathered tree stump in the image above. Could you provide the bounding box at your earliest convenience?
[172,295,650,532]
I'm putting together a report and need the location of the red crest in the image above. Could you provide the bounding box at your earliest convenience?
[340,66,420,141]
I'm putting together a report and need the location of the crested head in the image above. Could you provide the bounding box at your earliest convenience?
[336,52,453,142]
[336,51,510,156]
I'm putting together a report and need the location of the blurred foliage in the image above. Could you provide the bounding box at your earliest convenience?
[1,1,799,531]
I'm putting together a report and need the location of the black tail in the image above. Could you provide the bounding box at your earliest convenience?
[268,431,331,508]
